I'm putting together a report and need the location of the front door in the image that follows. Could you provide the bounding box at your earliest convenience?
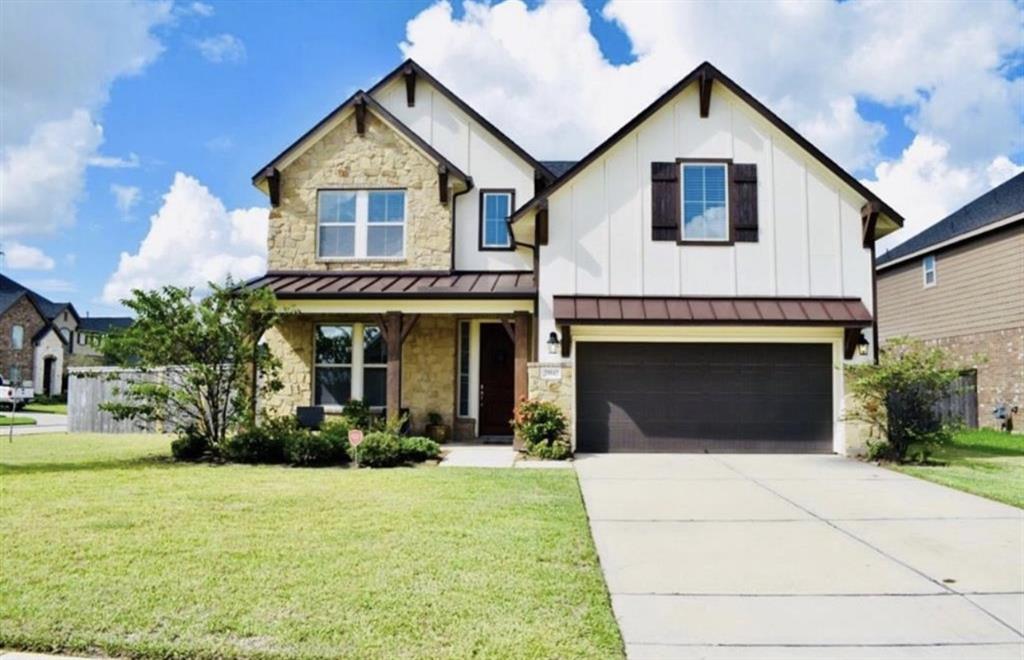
[478,323,514,436]
[42,357,55,396]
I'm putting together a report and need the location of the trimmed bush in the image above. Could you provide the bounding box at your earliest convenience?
[512,398,572,460]
[341,399,372,430]
[400,436,441,462]
[223,424,286,464]
[170,429,208,461]
[284,429,349,467]
[355,432,404,468]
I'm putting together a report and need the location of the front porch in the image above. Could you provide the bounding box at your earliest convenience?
[256,272,536,442]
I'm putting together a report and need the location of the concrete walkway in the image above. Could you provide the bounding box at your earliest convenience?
[439,444,573,469]
[2,412,67,436]
[575,453,1024,659]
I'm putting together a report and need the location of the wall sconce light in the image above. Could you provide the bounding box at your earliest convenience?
[856,332,870,357]
[547,331,560,355]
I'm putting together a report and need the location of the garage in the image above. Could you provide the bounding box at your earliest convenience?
[575,342,833,453]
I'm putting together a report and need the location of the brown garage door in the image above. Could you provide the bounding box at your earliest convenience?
[576,342,833,453]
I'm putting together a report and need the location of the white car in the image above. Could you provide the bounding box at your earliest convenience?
[0,375,34,409]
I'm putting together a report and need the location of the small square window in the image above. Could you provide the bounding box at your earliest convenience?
[681,164,728,241]
[923,255,936,287]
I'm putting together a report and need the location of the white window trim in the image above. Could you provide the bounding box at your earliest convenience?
[316,189,407,261]
[922,255,937,288]
[11,325,23,350]
[313,322,387,411]
[481,191,513,249]
[679,162,729,242]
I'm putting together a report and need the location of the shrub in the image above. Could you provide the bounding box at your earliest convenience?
[847,337,962,463]
[400,436,441,462]
[341,399,373,430]
[284,428,349,467]
[320,416,352,445]
[355,431,404,468]
[223,423,286,464]
[512,398,571,460]
[170,428,209,461]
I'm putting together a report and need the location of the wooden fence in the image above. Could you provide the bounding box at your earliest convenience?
[67,367,163,433]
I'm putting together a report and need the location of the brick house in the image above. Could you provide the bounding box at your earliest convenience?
[246,60,903,455]
[0,274,79,396]
[876,173,1023,429]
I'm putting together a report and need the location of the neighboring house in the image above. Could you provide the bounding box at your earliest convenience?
[0,274,80,396]
[876,173,1023,429]
[73,316,134,362]
[247,59,902,455]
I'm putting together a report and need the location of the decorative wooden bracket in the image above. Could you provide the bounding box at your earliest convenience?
[699,70,713,118]
[376,313,419,346]
[536,207,549,246]
[438,165,449,205]
[403,65,417,107]
[843,328,860,360]
[534,168,549,195]
[354,95,367,135]
[861,201,880,248]
[264,167,281,207]
[560,324,572,358]
[400,314,419,344]
[500,318,515,342]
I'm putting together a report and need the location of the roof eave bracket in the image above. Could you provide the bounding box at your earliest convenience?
[699,70,713,118]
[354,95,368,135]
[861,202,880,248]
[265,167,281,207]
[403,65,417,107]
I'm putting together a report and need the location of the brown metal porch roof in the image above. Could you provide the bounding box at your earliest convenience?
[246,271,536,299]
[553,296,872,326]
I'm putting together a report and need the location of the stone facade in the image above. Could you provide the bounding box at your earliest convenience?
[527,362,575,445]
[262,314,458,433]
[401,315,456,433]
[269,112,452,272]
[929,327,1024,429]
[0,296,46,385]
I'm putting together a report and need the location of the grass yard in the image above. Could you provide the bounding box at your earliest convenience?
[894,429,1024,508]
[21,401,68,414]
[0,415,36,426]
[0,434,622,659]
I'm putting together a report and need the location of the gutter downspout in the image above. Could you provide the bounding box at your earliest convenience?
[449,177,474,272]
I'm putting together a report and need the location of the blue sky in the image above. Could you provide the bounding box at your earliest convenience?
[1,0,1021,316]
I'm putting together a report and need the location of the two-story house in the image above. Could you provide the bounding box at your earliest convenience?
[249,60,902,455]
[876,173,1023,429]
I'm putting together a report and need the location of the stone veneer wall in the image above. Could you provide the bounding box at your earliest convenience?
[401,315,456,433]
[268,112,451,272]
[928,327,1024,429]
[261,314,458,429]
[527,362,575,445]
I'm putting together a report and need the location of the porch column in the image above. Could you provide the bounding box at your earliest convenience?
[513,311,530,444]
[384,311,403,419]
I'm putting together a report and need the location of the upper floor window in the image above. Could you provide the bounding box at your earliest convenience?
[11,325,23,350]
[922,255,936,287]
[681,163,728,241]
[317,190,405,259]
[480,190,514,250]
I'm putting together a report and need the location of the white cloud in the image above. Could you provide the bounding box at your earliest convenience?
[0,0,170,239]
[88,152,140,169]
[23,278,75,295]
[0,110,103,237]
[986,156,1024,189]
[401,0,1021,166]
[181,1,214,17]
[102,173,268,304]
[193,34,246,63]
[401,0,1022,244]
[205,135,234,152]
[111,184,142,216]
[2,241,55,271]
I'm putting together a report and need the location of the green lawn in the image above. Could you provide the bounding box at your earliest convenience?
[894,429,1024,508]
[0,414,36,426]
[21,401,68,414]
[0,434,622,659]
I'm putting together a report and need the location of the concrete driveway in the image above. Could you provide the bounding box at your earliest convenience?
[575,453,1024,659]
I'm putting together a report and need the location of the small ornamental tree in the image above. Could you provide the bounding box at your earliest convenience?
[846,337,963,463]
[100,280,283,456]
[512,397,571,460]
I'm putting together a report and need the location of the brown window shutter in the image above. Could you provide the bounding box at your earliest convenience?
[730,163,758,242]
[651,162,679,241]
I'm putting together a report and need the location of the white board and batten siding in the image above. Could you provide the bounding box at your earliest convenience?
[538,82,875,358]
[373,79,536,272]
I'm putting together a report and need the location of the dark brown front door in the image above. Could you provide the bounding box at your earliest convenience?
[42,357,55,396]
[478,323,514,435]
[576,342,833,453]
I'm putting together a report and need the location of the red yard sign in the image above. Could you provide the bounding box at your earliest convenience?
[348,429,364,447]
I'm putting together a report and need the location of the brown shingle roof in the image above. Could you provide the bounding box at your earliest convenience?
[246,271,536,299]
[553,296,871,326]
